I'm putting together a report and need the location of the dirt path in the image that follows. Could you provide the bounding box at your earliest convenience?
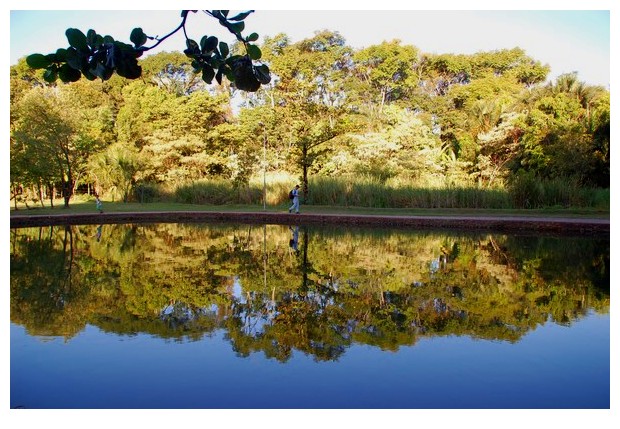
[9,210,609,234]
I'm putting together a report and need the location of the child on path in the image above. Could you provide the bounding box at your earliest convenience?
[95,196,103,213]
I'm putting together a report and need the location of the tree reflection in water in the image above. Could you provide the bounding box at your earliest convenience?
[10,223,609,361]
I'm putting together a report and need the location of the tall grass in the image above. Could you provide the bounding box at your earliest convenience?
[175,180,263,205]
[508,174,610,209]
[308,176,512,209]
[137,174,607,210]
[249,171,298,205]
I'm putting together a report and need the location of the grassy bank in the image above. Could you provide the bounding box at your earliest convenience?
[10,175,609,217]
[9,197,609,220]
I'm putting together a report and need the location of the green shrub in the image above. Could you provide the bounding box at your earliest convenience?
[508,173,542,208]
[134,182,161,203]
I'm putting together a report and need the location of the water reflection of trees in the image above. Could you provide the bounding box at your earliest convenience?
[10,223,609,361]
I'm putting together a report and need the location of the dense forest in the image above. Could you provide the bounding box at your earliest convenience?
[10,223,610,361]
[10,30,610,209]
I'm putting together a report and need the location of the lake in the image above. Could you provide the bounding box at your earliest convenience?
[9,222,610,409]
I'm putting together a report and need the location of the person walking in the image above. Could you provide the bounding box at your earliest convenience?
[288,185,300,214]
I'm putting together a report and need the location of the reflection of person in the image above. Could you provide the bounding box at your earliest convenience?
[288,185,300,214]
[289,226,299,251]
[95,196,103,213]
[95,224,103,242]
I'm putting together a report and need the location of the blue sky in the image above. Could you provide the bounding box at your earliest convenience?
[7,5,612,88]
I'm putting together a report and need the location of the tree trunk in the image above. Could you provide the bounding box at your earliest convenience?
[301,228,309,291]
[49,184,55,208]
[37,182,45,207]
[12,184,18,210]
[302,145,309,204]
[62,179,73,208]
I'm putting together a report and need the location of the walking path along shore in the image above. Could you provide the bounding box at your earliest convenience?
[9,210,609,234]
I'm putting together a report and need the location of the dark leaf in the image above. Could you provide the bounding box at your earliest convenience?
[221,10,229,17]
[209,57,224,68]
[91,62,107,79]
[190,59,202,72]
[228,10,253,21]
[114,47,141,79]
[253,64,271,84]
[247,44,262,60]
[91,62,114,80]
[55,48,67,62]
[227,21,245,35]
[65,28,89,51]
[101,67,114,80]
[116,61,141,79]
[224,67,235,83]
[103,35,115,44]
[130,28,147,48]
[231,56,260,91]
[65,48,83,70]
[246,32,259,42]
[114,40,136,52]
[87,29,97,47]
[105,44,116,68]
[83,69,97,80]
[202,65,215,83]
[58,63,81,82]
[219,41,229,58]
[215,68,223,85]
[186,39,199,54]
[43,66,58,83]
[225,54,243,65]
[26,54,51,69]
[201,36,218,54]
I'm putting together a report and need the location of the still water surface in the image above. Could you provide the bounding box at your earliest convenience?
[10,223,610,409]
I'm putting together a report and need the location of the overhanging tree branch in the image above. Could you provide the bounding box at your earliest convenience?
[25,10,271,92]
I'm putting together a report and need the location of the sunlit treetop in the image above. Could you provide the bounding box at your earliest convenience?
[25,10,271,92]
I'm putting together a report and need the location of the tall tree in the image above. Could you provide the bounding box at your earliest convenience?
[512,73,609,185]
[350,40,419,122]
[12,88,80,207]
[256,31,354,200]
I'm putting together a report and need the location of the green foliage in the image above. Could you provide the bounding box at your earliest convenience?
[512,74,610,186]
[88,142,142,201]
[28,27,142,82]
[26,10,271,92]
[11,86,90,207]
[140,51,207,95]
[351,40,419,111]
[12,28,609,210]
[133,182,161,203]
